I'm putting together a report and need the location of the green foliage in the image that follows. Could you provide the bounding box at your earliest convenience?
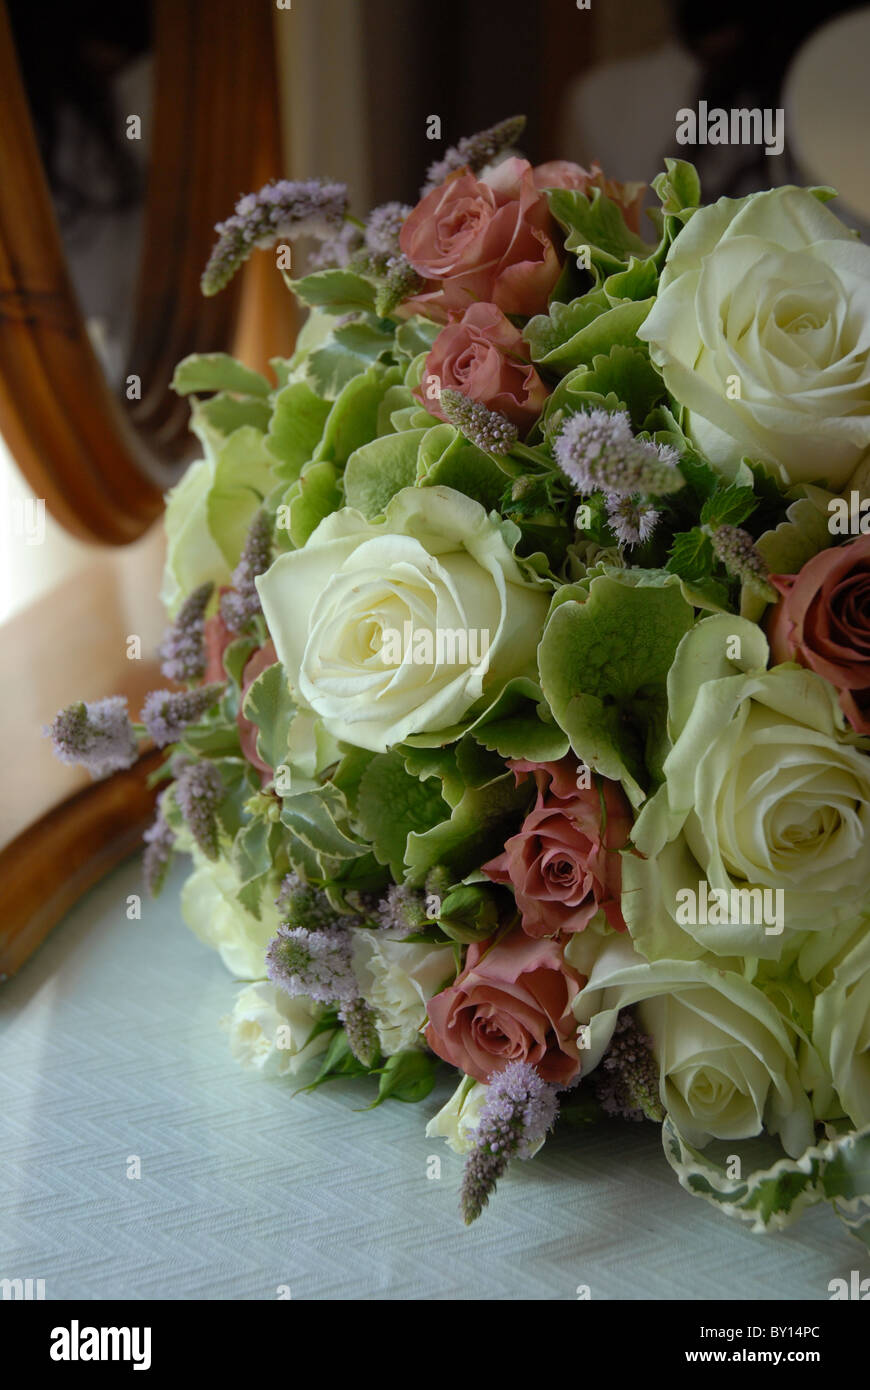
[356,751,449,879]
[206,425,279,566]
[666,527,714,582]
[370,1050,439,1106]
[171,352,271,398]
[266,382,331,481]
[344,430,425,518]
[289,268,377,315]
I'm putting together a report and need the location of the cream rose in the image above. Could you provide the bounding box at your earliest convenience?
[812,923,870,1128]
[626,617,870,959]
[180,852,280,978]
[223,982,332,1077]
[351,933,456,1055]
[424,1074,546,1157]
[568,934,814,1156]
[638,186,870,488]
[160,458,232,618]
[256,486,550,752]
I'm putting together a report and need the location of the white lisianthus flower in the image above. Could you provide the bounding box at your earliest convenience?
[256,486,550,752]
[625,616,870,960]
[425,1076,489,1154]
[222,982,331,1077]
[638,186,870,489]
[568,935,814,1157]
[160,459,231,618]
[351,933,456,1055]
[180,852,280,979]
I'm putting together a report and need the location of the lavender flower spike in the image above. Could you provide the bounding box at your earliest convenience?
[201,178,348,295]
[159,581,213,682]
[422,115,527,195]
[439,389,518,456]
[554,408,682,497]
[710,524,778,600]
[605,494,661,549]
[143,810,175,896]
[175,760,224,861]
[460,1062,559,1224]
[339,997,380,1068]
[266,924,358,1006]
[141,684,224,747]
[220,510,272,632]
[46,697,138,778]
[594,1010,664,1122]
[364,201,412,263]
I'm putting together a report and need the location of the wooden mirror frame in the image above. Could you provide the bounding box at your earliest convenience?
[0,0,286,544]
[0,0,295,975]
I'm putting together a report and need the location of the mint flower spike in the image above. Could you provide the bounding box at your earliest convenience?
[594,1010,664,1122]
[605,494,661,549]
[201,177,348,294]
[46,697,138,779]
[422,114,527,195]
[220,509,272,633]
[141,684,224,747]
[266,923,358,1006]
[374,253,424,317]
[364,201,413,263]
[439,389,519,456]
[175,760,224,861]
[339,996,380,1068]
[159,581,213,682]
[142,809,175,897]
[709,523,778,600]
[553,408,682,497]
[460,1062,560,1225]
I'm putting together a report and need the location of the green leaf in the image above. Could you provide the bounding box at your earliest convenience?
[314,365,403,463]
[546,186,652,274]
[700,483,757,528]
[193,393,272,436]
[289,268,377,314]
[277,458,341,546]
[370,1050,439,1106]
[298,1029,370,1092]
[678,451,719,502]
[279,785,369,860]
[171,352,271,398]
[344,430,426,518]
[395,316,440,359]
[405,768,533,885]
[265,382,331,481]
[206,425,279,566]
[415,424,508,510]
[666,528,715,582]
[241,660,295,772]
[662,1115,870,1244]
[525,290,653,374]
[543,346,665,434]
[356,751,449,879]
[436,882,501,944]
[651,158,702,216]
[332,319,395,362]
[538,573,695,806]
[222,636,258,693]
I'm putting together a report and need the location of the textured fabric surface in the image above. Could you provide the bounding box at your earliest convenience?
[0,855,864,1301]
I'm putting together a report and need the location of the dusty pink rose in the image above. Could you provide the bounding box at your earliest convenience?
[532,159,647,236]
[768,535,870,735]
[483,758,632,938]
[398,156,562,322]
[203,595,234,684]
[425,930,585,1085]
[417,302,549,433]
[238,640,277,781]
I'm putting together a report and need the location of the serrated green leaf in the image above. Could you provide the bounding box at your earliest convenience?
[405,768,533,886]
[171,352,271,398]
[546,187,652,274]
[277,458,341,546]
[242,660,295,773]
[206,425,279,566]
[666,527,715,582]
[193,393,272,437]
[314,365,403,463]
[279,785,369,860]
[395,316,440,359]
[701,483,757,528]
[415,424,508,509]
[356,751,449,879]
[525,291,653,373]
[265,381,331,481]
[344,430,425,518]
[651,158,702,216]
[543,346,665,434]
[290,268,377,314]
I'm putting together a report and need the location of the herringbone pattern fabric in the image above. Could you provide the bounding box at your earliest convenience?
[0,857,861,1300]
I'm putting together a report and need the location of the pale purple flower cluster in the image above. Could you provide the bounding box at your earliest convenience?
[338,996,379,1067]
[553,408,682,549]
[143,810,174,897]
[266,924,358,1006]
[422,115,527,195]
[460,1062,560,1224]
[220,511,271,632]
[159,582,213,682]
[439,389,518,456]
[201,178,348,294]
[175,760,224,861]
[364,202,412,262]
[46,697,138,779]
[594,1010,664,1122]
[307,221,364,271]
[710,524,774,594]
[141,684,224,747]
[375,883,427,936]
[275,872,345,932]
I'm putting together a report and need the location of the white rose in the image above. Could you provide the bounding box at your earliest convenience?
[638,186,870,488]
[568,934,814,1157]
[256,486,550,752]
[160,459,231,618]
[222,982,331,1077]
[180,853,280,978]
[812,922,870,1128]
[351,933,456,1055]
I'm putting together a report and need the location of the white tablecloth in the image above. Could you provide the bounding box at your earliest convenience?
[1,856,864,1301]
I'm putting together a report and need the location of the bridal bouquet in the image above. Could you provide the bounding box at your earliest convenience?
[49,117,870,1239]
